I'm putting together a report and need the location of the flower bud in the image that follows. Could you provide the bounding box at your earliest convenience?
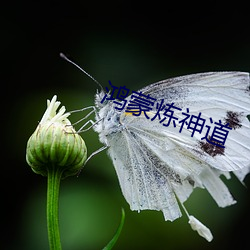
[26,95,87,178]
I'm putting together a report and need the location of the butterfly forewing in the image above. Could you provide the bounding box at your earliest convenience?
[136,72,250,172]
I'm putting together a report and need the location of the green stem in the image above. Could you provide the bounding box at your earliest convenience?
[47,165,63,250]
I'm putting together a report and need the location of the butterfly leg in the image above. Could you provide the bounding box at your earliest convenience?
[77,145,108,176]
[70,106,96,126]
[85,145,108,165]
[76,118,103,133]
[69,106,102,132]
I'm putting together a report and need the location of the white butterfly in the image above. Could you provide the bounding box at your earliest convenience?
[91,72,250,241]
[61,55,250,242]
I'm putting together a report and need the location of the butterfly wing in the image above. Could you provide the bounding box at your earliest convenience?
[139,71,250,173]
[106,118,183,221]
[103,72,249,221]
[107,115,236,220]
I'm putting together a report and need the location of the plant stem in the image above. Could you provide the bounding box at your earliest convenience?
[47,165,63,250]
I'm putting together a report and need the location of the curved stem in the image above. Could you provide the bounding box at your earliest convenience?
[47,165,63,250]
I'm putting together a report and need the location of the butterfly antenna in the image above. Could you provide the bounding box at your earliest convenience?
[60,53,104,92]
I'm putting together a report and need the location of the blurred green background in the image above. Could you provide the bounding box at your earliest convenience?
[2,2,250,250]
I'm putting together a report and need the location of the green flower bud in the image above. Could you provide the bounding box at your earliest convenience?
[26,95,87,178]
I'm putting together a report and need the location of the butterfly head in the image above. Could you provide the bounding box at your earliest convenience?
[94,89,108,109]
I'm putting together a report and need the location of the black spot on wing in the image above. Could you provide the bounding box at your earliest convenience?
[186,177,195,186]
[246,84,250,94]
[224,111,243,130]
[199,138,225,157]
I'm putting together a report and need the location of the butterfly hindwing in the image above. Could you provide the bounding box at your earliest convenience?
[107,121,182,221]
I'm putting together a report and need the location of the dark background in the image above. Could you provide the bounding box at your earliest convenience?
[2,1,250,250]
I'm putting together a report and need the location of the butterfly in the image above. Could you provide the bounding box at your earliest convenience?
[61,55,250,241]
[92,71,250,241]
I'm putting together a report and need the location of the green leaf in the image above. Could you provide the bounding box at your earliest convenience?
[102,208,125,250]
